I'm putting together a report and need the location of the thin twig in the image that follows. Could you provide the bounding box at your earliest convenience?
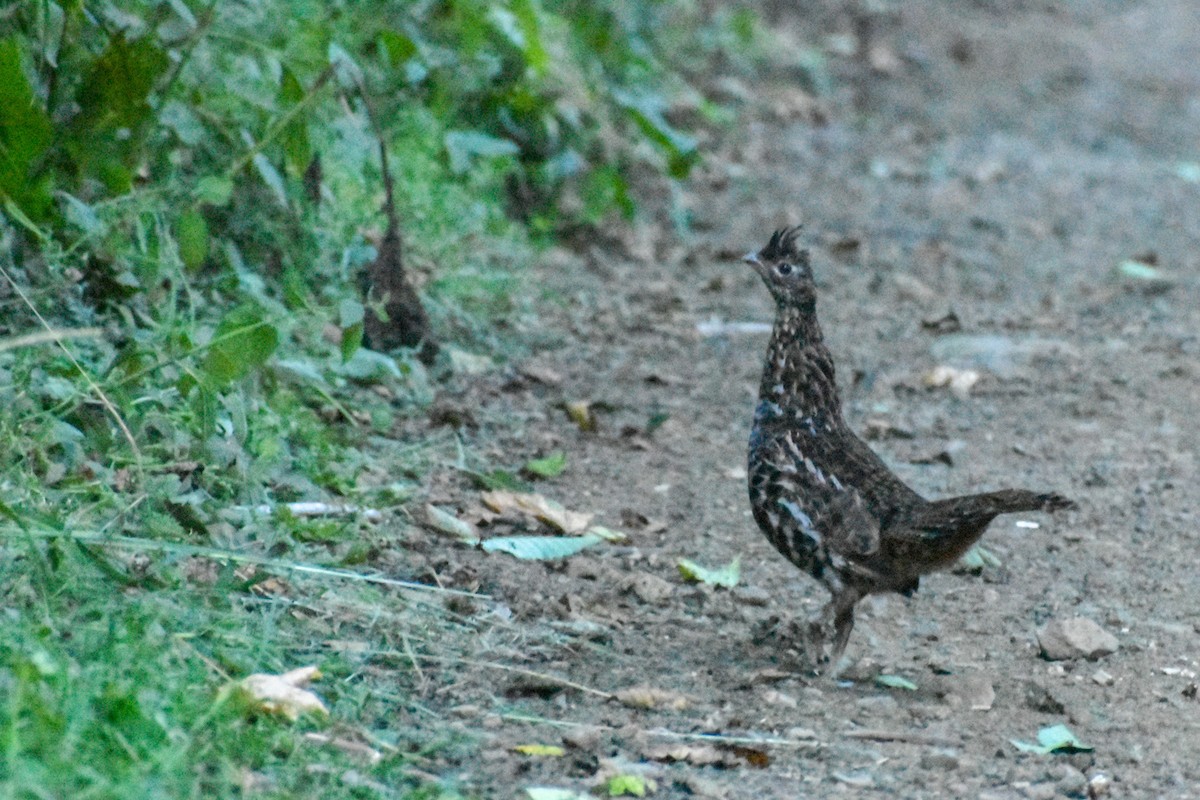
[0,327,104,353]
[0,529,491,600]
[499,713,822,749]
[842,728,958,747]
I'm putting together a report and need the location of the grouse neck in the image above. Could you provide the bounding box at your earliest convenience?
[758,303,844,421]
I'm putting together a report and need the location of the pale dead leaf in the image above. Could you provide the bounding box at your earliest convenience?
[614,686,690,711]
[480,490,593,534]
[922,365,981,397]
[565,400,596,432]
[644,743,736,767]
[238,665,328,721]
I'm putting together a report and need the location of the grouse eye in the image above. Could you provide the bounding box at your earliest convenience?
[777,262,793,276]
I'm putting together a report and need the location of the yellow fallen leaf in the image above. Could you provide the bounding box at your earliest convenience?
[237,665,328,721]
[565,400,596,432]
[514,744,566,757]
[480,490,593,534]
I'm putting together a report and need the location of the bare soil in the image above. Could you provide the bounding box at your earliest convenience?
[383,3,1200,797]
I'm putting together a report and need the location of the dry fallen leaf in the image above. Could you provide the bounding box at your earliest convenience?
[480,490,593,534]
[644,743,736,767]
[564,400,596,431]
[922,365,981,397]
[614,686,690,711]
[514,743,566,757]
[237,665,329,721]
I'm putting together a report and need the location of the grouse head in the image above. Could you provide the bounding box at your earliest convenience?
[743,226,815,311]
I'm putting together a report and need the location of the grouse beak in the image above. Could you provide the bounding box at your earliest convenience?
[742,251,765,275]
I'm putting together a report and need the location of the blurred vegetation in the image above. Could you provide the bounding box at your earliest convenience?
[0,0,771,795]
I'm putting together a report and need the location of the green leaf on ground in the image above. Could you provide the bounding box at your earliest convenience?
[1010,724,1093,755]
[606,774,652,797]
[482,534,602,560]
[960,545,1002,570]
[875,674,918,691]
[524,451,567,478]
[677,557,740,588]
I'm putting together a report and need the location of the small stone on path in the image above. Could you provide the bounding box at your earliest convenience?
[1037,617,1119,660]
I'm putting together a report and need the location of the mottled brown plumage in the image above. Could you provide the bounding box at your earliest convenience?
[744,226,1074,669]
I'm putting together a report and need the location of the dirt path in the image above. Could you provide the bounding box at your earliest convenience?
[394,3,1200,797]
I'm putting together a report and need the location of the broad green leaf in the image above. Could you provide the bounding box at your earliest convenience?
[482,534,602,560]
[1010,724,1093,755]
[278,66,311,176]
[339,298,365,362]
[201,305,279,387]
[379,30,418,65]
[252,154,288,207]
[340,322,363,363]
[335,348,402,381]
[160,100,205,145]
[510,0,549,74]
[524,451,566,478]
[514,744,565,756]
[195,176,233,206]
[606,774,651,797]
[875,674,918,691]
[76,34,168,129]
[445,130,519,174]
[612,90,698,179]
[677,557,740,588]
[0,38,54,220]
[176,210,209,271]
[62,194,103,236]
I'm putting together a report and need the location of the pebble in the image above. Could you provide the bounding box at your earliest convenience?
[1056,765,1088,796]
[1086,773,1112,798]
[1037,617,1119,660]
[1091,669,1115,687]
[732,585,771,606]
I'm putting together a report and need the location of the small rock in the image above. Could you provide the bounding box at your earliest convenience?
[562,725,604,751]
[732,585,771,606]
[1086,773,1112,798]
[1037,617,1119,660]
[1056,765,1088,796]
[1091,669,1115,687]
[1022,782,1057,800]
[920,748,961,770]
[625,572,675,604]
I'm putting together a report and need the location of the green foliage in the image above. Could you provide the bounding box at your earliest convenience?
[0,0,766,794]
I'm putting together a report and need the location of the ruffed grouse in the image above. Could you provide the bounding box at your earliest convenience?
[743,226,1073,669]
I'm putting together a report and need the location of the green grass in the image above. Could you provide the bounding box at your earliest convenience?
[0,1,779,794]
